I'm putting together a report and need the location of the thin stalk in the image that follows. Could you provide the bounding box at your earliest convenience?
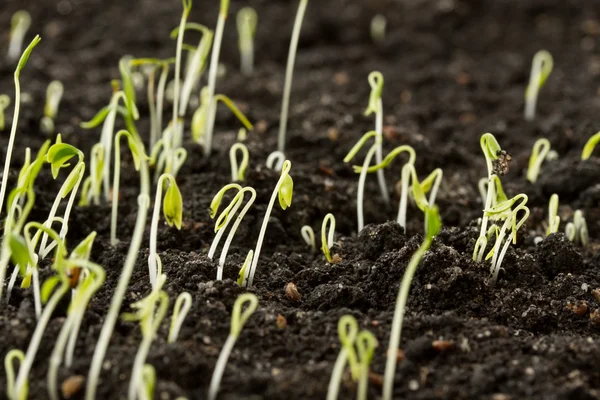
[326,349,348,400]
[356,144,378,232]
[207,335,235,400]
[375,99,389,204]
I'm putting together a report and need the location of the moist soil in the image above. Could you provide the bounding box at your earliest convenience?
[2,0,600,399]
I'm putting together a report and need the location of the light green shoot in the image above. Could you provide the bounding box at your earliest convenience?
[208,293,258,400]
[0,94,10,130]
[237,7,258,76]
[230,142,249,181]
[356,331,378,400]
[8,11,31,61]
[277,0,309,153]
[566,210,588,246]
[244,161,293,287]
[527,138,551,182]
[525,50,553,121]
[5,349,26,400]
[547,194,560,235]
[383,206,441,400]
[168,292,192,343]
[149,174,183,288]
[140,364,156,400]
[364,71,389,205]
[237,250,253,286]
[370,14,386,45]
[301,225,316,252]
[478,175,507,208]
[0,35,41,217]
[119,56,140,122]
[321,213,336,262]
[327,315,359,400]
[266,150,286,171]
[79,143,105,206]
[203,0,231,156]
[40,80,64,135]
[581,131,600,160]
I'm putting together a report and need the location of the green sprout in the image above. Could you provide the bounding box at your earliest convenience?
[321,213,336,262]
[565,210,588,246]
[581,131,600,160]
[547,194,560,235]
[364,71,390,205]
[356,331,378,400]
[168,291,193,343]
[140,364,156,400]
[370,14,386,45]
[122,274,169,400]
[40,80,64,135]
[383,206,441,400]
[8,11,32,61]
[79,143,105,206]
[236,250,254,286]
[277,0,309,153]
[266,150,285,171]
[301,225,316,252]
[208,184,256,280]
[236,7,258,76]
[527,138,551,183]
[478,175,507,207]
[229,142,249,182]
[524,50,553,121]
[5,349,26,400]
[0,35,41,217]
[208,293,258,400]
[119,56,140,122]
[0,94,10,130]
[473,133,511,263]
[150,119,188,180]
[203,0,231,156]
[149,174,183,288]
[244,160,293,287]
[327,315,358,400]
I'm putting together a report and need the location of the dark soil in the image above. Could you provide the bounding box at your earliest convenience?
[2,0,600,399]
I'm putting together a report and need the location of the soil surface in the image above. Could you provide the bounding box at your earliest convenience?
[2,0,600,399]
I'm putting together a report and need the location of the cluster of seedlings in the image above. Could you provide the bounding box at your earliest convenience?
[0,1,599,399]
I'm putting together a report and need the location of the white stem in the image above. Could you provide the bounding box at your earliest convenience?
[0,73,21,215]
[32,267,41,319]
[375,100,389,204]
[156,64,169,145]
[356,144,378,233]
[48,317,74,400]
[396,164,411,233]
[208,334,237,400]
[128,331,154,400]
[148,176,167,288]
[148,71,158,149]
[240,39,254,76]
[204,14,226,157]
[326,349,348,400]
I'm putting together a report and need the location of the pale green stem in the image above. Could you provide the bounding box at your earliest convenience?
[326,349,348,400]
[207,334,236,400]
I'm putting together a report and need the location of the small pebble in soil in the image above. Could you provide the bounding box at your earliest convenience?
[565,301,588,316]
[61,375,85,399]
[276,314,287,329]
[285,282,301,301]
[432,339,454,351]
[590,309,600,326]
[592,288,600,302]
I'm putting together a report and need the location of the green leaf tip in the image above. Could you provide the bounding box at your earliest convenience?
[364,71,384,116]
[46,142,82,179]
[425,206,442,240]
[278,161,293,210]
[16,35,41,77]
[230,292,258,337]
[163,176,183,230]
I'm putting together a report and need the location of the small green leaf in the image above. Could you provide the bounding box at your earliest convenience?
[80,106,111,129]
[425,206,442,240]
[209,184,241,219]
[163,180,183,229]
[70,232,97,261]
[278,174,293,210]
[41,276,61,304]
[9,234,33,275]
[47,142,82,179]
[15,35,41,78]
[237,250,253,286]
[20,272,31,288]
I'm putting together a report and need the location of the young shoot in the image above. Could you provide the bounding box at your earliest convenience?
[0,94,10,130]
[370,14,386,45]
[148,174,183,288]
[203,0,231,156]
[327,315,358,400]
[208,293,258,400]
[524,50,553,121]
[168,292,192,343]
[229,142,249,182]
[79,143,105,206]
[40,80,64,135]
[236,7,258,76]
[244,161,293,287]
[566,210,588,246]
[8,11,32,61]
[266,150,285,171]
[5,349,26,400]
[0,35,41,217]
[364,71,389,205]
[321,213,336,263]
[383,206,441,400]
[356,331,378,400]
[277,0,309,153]
[547,194,560,236]
[581,131,600,160]
[527,138,551,183]
[301,225,316,252]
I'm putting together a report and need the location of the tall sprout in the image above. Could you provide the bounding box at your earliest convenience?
[0,95,10,130]
[236,7,258,76]
[8,11,32,61]
[524,50,553,121]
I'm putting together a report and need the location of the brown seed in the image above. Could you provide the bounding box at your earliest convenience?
[331,254,342,264]
[285,282,301,301]
[565,301,588,316]
[327,127,339,142]
[319,163,335,176]
[592,288,600,303]
[590,309,600,326]
[432,340,454,351]
[333,71,350,86]
[386,348,405,362]
[276,314,287,329]
[62,375,85,399]
[382,125,398,141]
[368,371,384,387]
[255,119,268,134]
[456,72,471,86]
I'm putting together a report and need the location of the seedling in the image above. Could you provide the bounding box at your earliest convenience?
[478,175,507,207]
[236,250,254,286]
[79,143,105,206]
[208,293,258,400]
[8,11,31,61]
[524,50,553,121]
[277,0,309,153]
[566,210,588,246]
[5,349,26,400]
[327,315,358,400]
[356,331,378,400]
[119,56,140,121]
[547,194,560,235]
[0,36,41,216]
[383,206,441,400]
[168,291,192,343]
[364,71,389,205]
[229,142,249,181]
[266,150,285,171]
[149,174,183,288]
[321,213,336,262]
[0,94,10,130]
[244,160,293,287]
[370,14,386,45]
[40,80,64,135]
[122,274,169,400]
[582,131,600,160]
[237,7,258,76]
[203,0,231,156]
[301,225,316,252]
[527,138,551,182]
